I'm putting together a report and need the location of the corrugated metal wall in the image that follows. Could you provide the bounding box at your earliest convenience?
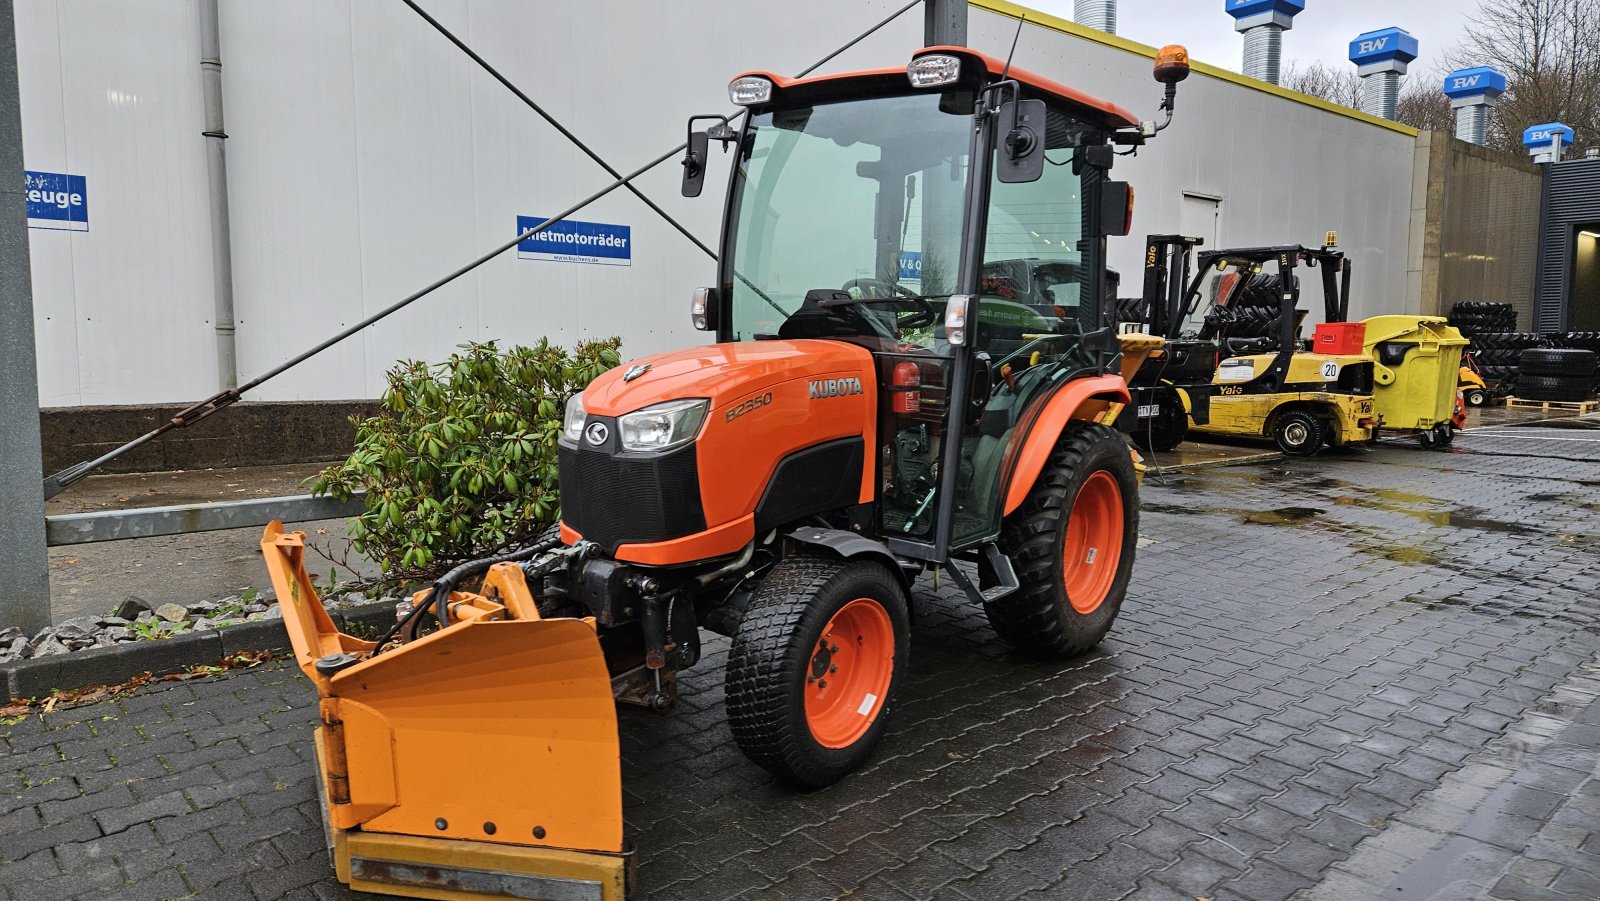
[1535,157,1600,332]
[21,0,1421,405]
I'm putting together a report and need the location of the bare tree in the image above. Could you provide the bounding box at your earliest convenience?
[1282,62,1363,108]
[1282,61,1453,133]
[1448,0,1599,156]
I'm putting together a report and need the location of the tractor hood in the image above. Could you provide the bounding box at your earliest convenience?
[581,339,875,418]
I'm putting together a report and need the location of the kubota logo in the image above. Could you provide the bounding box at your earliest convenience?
[809,377,864,399]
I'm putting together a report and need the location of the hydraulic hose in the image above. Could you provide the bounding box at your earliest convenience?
[370,534,564,656]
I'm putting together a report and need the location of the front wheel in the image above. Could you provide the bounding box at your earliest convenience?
[990,422,1139,658]
[725,554,910,786]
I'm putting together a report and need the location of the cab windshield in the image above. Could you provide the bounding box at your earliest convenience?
[725,90,973,349]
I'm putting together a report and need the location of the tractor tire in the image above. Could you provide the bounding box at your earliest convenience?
[725,553,910,787]
[1130,395,1189,453]
[990,423,1138,658]
[1520,348,1598,379]
[1517,374,1594,403]
[1273,409,1326,456]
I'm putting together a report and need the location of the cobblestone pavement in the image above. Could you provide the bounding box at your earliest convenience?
[4,419,1600,900]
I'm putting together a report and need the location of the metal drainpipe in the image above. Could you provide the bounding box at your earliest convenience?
[199,0,237,391]
[924,0,968,47]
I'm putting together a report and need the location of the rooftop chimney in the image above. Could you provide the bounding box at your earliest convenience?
[1442,66,1506,145]
[1524,123,1575,164]
[1075,0,1117,33]
[1349,28,1418,120]
[1226,1,1305,85]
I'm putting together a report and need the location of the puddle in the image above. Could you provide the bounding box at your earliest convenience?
[1243,507,1324,525]
[1141,503,1206,516]
[1362,544,1441,566]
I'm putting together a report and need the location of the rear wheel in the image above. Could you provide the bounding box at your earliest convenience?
[990,423,1138,658]
[725,554,909,786]
[1464,387,1488,407]
[1273,410,1325,456]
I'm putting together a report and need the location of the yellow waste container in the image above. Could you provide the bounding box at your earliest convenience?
[1362,315,1470,437]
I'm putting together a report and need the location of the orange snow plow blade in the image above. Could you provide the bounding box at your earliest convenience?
[261,521,630,900]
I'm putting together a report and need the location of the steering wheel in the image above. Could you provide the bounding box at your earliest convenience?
[838,279,937,329]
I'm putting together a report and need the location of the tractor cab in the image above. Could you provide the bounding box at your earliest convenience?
[688,46,1174,559]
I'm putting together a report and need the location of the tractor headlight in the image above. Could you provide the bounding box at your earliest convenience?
[562,393,587,443]
[618,399,709,453]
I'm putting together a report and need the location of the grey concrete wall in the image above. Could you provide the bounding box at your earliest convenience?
[39,400,378,476]
[1408,132,1543,326]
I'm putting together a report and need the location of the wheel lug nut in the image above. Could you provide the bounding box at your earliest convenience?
[818,679,828,688]
[830,665,838,673]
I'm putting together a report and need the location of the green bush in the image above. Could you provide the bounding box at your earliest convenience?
[311,338,621,578]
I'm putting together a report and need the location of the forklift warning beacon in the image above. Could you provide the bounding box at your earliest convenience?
[263,43,1192,900]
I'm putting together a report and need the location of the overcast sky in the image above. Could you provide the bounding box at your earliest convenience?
[1022,1,1478,83]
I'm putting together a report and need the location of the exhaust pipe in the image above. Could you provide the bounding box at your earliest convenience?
[1075,0,1117,34]
[1226,0,1304,86]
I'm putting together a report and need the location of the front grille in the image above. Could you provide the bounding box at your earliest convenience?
[558,434,705,552]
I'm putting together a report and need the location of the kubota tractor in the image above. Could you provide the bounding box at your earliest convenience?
[263,43,1191,901]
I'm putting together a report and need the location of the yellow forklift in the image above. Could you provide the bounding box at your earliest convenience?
[1188,243,1380,455]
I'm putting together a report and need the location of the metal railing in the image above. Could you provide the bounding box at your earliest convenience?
[44,493,364,547]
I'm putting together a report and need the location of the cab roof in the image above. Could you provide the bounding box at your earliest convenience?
[735,46,1140,129]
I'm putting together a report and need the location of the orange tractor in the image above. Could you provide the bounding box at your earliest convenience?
[263,43,1190,901]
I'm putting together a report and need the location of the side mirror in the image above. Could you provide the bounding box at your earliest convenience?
[996,98,1047,184]
[1102,181,1134,237]
[681,130,710,198]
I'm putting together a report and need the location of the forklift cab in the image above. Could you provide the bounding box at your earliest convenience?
[694,47,1173,559]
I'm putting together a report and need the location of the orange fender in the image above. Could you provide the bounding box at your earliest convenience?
[999,374,1131,517]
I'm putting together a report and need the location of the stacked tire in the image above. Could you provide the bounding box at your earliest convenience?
[1546,333,1600,394]
[1114,296,1148,325]
[1518,348,1599,403]
[1449,301,1518,336]
[1465,332,1548,396]
[1224,274,1291,344]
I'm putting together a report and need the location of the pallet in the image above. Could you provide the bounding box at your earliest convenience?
[1505,396,1600,413]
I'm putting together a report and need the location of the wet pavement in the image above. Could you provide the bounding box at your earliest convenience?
[5,414,1600,900]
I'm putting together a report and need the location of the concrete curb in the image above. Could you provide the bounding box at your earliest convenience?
[3,601,395,702]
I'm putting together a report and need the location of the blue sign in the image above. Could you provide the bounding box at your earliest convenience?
[898,251,922,281]
[516,216,631,266]
[25,170,87,232]
[1523,123,1575,150]
[1349,28,1419,65]
[1443,66,1508,100]
[1224,0,1305,21]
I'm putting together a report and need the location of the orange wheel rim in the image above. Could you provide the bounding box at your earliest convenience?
[804,598,894,749]
[1062,471,1124,615]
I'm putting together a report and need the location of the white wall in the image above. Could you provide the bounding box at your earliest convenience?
[19,0,1417,406]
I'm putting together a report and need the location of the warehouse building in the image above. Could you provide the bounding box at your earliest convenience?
[17,0,1516,413]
